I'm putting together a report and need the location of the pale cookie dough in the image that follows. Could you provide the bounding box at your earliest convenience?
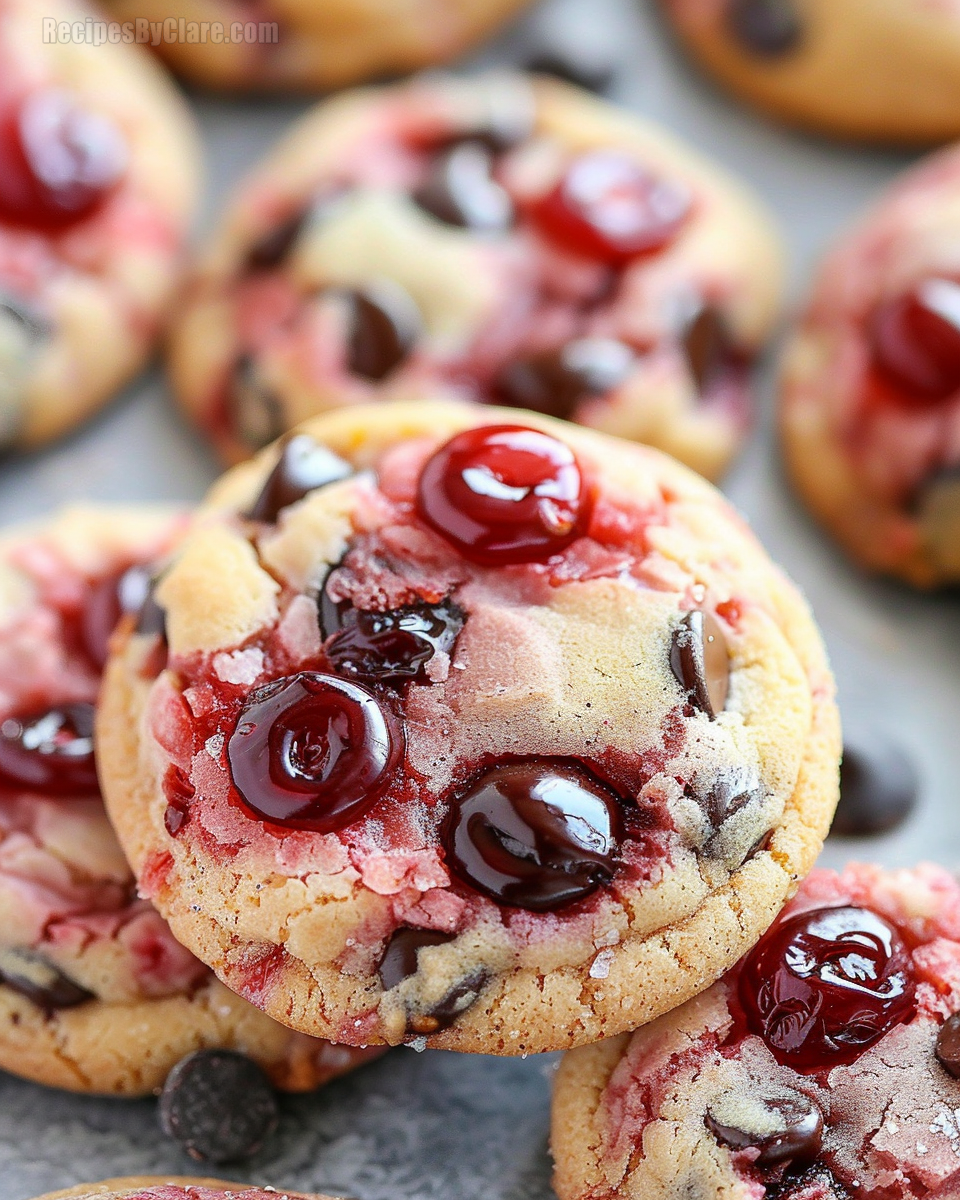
[101,0,534,92]
[659,0,960,144]
[0,0,200,448]
[0,506,380,1096]
[97,400,839,1056]
[170,71,783,480]
[34,1179,343,1200]
[781,143,960,588]
[553,862,960,1200]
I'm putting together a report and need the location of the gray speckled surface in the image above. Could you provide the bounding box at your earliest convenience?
[0,1,956,1197]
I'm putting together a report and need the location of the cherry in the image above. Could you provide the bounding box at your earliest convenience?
[81,564,154,669]
[869,278,960,404]
[739,905,916,1071]
[417,425,590,564]
[442,759,623,911]
[227,672,401,833]
[531,151,691,264]
[0,702,98,795]
[323,597,465,685]
[0,89,127,231]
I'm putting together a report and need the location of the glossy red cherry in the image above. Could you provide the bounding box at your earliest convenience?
[417,425,590,564]
[81,564,153,669]
[322,597,465,685]
[869,278,960,404]
[226,672,401,832]
[739,905,916,1071]
[531,151,691,264]
[0,89,127,231]
[0,702,98,795]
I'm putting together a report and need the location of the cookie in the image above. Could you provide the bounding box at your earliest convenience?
[96,399,839,1056]
[659,0,960,144]
[169,72,783,481]
[33,1179,342,1200]
[0,0,200,448]
[553,861,960,1200]
[100,0,533,92]
[0,506,380,1096]
[781,145,960,587]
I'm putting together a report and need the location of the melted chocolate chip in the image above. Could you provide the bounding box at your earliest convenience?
[159,1049,278,1163]
[707,1092,823,1169]
[230,356,285,452]
[443,760,623,911]
[683,305,738,395]
[408,968,488,1036]
[323,597,465,686]
[413,142,513,232]
[726,0,803,57]
[699,767,763,831]
[671,610,729,718]
[244,209,307,272]
[917,466,960,577]
[936,1012,960,1079]
[379,928,455,992]
[345,282,421,381]
[0,947,94,1013]
[525,48,616,94]
[497,338,635,420]
[248,433,353,523]
[832,737,919,838]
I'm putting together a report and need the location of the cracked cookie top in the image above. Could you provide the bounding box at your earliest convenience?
[98,400,838,1055]
[170,71,782,481]
[553,862,960,1200]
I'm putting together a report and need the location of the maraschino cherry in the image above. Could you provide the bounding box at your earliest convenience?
[869,278,960,405]
[0,89,127,231]
[0,702,98,794]
[739,905,916,1071]
[417,425,590,564]
[227,672,401,832]
[531,150,691,264]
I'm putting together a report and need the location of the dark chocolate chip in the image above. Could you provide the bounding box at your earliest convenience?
[831,737,919,838]
[726,0,803,57]
[345,282,421,381]
[413,142,513,232]
[706,1091,823,1169]
[525,49,617,94]
[324,597,465,685]
[248,433,353,523]
[159,1049,278,1163]
[671,610,729,718]
[379,928,456,992]
[497,338,635,420]
[135,584,167,640]
[699,767,764,831]
[936,1012,960,1079]
[683,305,738,395]
[769,1164,849,1200]
[916,466,960,578]
[408,968,488,1036]
[244,209,308,272]
[229,356,285,452]
[0,947,94,1013]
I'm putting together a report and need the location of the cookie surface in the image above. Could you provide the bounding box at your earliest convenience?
[170,72,782,481]
[660,0,960,143]
[100,0,533,92]
[33,1178,340,1200]
[553,862,960,1200]
[98,400,839,1055]
[0,0,200,449]
[781,144,960,588]
[0,506,380,1096]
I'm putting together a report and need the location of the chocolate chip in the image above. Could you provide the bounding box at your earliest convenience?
[671,611,729,718]
[497,338,635,420]
[378,929,486,1035]
[770,1165,849,1200]
[159,1049,278,1163]
[229,356,285,452]
[936,1012,960,1079]
[683,305,739,395]
[726,0,803,57]
[248,433,353,523]
[916,466,960,578]
[345,281,421,381]
[244,209,308,272]
[324,597,465,685]
[699,766,764,831]
[831,737,919,838]
[134,583,167,639]
[706,1092,823,1169]
[0,948,94,1014]
[413,142,514,232]
[525,49,617,94]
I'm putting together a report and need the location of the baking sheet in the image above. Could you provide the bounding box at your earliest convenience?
[1,1,956,1196]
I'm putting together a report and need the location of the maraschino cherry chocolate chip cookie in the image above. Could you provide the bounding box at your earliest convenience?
[32,1180,344,1200]
[658,0,960,144]
[101,0,534,93]
[97,400,839,1055]
[781,144,960,587]
[553,862,960,1200]
[0,0,200,449]
[170,71,783,481]
[0,506,380,1096]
